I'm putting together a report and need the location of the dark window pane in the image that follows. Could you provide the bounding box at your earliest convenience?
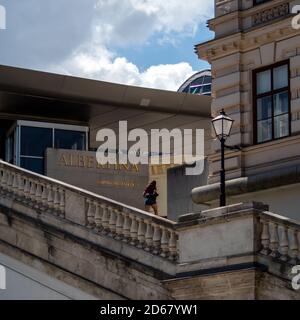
[274,91,289,116]
[202,76,212,84]
[257,70,271,94]
[20,157,44,174]
[254,0,271,5]
[274,114,289,139]
[191,77,204,86]
[257,119,272,143]
[54,129,86,150]
[202,85,211,93]
[273,65,288,90]
[6,133,15,163]
[257,96,272,120]
[190,86,201,94]
[21,126,53,157]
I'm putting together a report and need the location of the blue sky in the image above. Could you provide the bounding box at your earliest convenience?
[0,0,214,90]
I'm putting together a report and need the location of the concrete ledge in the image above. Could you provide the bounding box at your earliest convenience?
[191,165,300,204]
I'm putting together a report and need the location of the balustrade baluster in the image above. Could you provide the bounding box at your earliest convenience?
[30,180,37,202]
[290,229,299,264]
[7,172,13,192]
[12,173,18,196]
[260,220,271,255]
[168,231,177,260]
[35,182,43,207]
[130,216,138,245]
[41,183,48,207]
[17,175,25,200]
[122,214,131,242]
[270,222,280,258]
[24,178,31,202]
[115,210,124,240]
[101,204,109,234]
[160,228,170,258]
[94,202,103,230]
[1,170,7,192]
[53,187,60,213]
[47,185,54,210]
[59,188,65,217]
[279,225,289,261]
[86,199,95,228]
[137,219,146,249]
[144,222,154,251]
[152,224,162,255]
[108,208,117,237]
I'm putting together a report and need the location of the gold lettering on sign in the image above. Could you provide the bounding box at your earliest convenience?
[78,155,85,168]
[58,152,141,173]
[87,156,95,168]
[60,154,69,167]
[132,164,139,172]
[97,180,136,188]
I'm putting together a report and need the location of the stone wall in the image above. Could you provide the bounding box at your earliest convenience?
[0,160,299,300]
[167,161,209,221]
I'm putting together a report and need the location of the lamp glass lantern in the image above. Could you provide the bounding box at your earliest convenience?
[211,109,234,208]
[212,110,234,141]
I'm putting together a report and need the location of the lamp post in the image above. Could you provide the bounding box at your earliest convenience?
[212,109,234,207]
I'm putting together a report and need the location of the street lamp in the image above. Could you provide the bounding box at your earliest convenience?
[212,109,234,207]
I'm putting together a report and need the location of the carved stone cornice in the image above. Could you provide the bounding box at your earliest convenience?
[196,18,298,63]
[209,0,290,31]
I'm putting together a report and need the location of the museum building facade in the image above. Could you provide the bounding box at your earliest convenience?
[193,0,300,220]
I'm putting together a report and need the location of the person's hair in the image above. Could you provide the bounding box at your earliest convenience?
[145,180,157,194]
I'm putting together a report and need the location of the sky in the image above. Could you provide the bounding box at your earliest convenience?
[0,0,214,91]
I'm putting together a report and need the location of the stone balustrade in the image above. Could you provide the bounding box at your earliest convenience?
[85,199,178,260]
[259,211,300,264]
[252,3,289,27]
[0,160,178,262]
[0,162,65,217]
[0,159,299,274]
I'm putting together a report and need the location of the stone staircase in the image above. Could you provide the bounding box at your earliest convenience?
[0,159,299,299]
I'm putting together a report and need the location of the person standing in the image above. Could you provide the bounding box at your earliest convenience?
[143,180,159,215]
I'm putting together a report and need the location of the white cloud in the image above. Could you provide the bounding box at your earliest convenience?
[54,44,195,90]
[93,0,213,46]
[51,0,213,90]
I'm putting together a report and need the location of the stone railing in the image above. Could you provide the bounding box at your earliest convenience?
[0,160,178,262]
[252,3,289,27]
[259,211,300,264]
[85,198,178,260]
[0,162,65,217]
[0,159,299,276]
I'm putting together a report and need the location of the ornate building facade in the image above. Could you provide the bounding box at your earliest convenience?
[193,0,300,220]
[0,1,300,300]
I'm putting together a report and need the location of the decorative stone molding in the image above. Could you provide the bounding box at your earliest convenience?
[252,3,289,27]
[196,19,296,62]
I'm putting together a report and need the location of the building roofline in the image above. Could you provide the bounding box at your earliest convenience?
[0,64,212,118]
